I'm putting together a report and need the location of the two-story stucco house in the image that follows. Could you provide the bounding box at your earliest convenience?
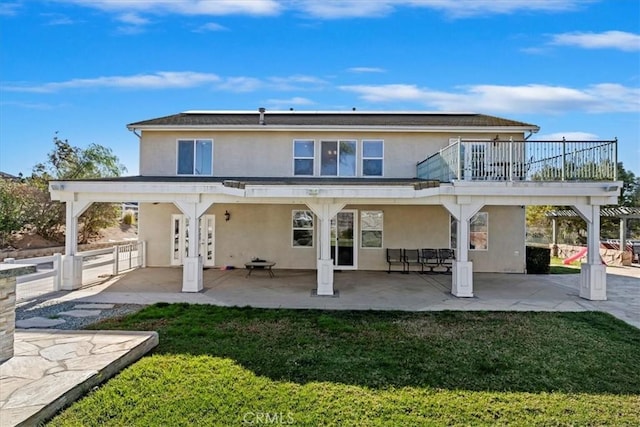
[49,109,621,301]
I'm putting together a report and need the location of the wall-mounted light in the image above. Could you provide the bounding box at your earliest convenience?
[224,210,231,221]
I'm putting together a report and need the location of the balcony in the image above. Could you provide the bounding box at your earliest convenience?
[417,138,617,182]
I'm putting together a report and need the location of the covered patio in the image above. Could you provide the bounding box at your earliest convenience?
[52,267,639,328]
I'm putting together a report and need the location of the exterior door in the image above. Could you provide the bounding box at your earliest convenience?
[170,214,215,267]
[462,141,488,180]
[330,210,357,269]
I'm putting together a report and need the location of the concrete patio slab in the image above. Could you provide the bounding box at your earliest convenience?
[0,329,158,427]
[15,317,66,329]
[57,309,103,318]
[73,303,115,310]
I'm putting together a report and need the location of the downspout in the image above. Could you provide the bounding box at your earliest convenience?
[130,128,142,139]
[524,128,538,140]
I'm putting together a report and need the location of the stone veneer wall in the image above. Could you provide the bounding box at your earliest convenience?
[0,265,35,364]
[551,243,632,266]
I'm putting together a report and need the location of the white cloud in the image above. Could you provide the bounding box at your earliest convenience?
[340,83,640,114]
[295,0,590,19]
[534,132,600,140]
[0,2,21,16]
[265,96,315,109]
[194,22,229,32]
[42,13,76,25]
[55,0,282,16]
[118,12,150,25]
[347,67,386,73]
[4,71,221,93]
[267,75,329,90]
[551,30,640,52]
[50,0,590,19]
[216,77,263,92]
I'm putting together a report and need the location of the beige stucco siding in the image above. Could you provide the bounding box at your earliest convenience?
[468,206,526,273]
[139,130,525,178]
[138,202,182,267]
[140,203,525,273]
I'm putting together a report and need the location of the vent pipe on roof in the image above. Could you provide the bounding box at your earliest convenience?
[258,107,266,125]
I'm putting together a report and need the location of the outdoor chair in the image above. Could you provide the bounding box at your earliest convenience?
[386,248,405,273]
[404,249,423,273]
[420,248,440,273]
[438,248,455,273]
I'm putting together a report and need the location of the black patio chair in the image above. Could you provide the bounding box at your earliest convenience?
[437,248,455,273]
[404,249,423,273]
[386,248,405,273]
[420,248,440,273]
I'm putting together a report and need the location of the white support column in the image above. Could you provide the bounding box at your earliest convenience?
[443,200,482,298]
[175,201,213,293]
[306,201,345,296]
[62,200,91,290]
[574,204,606,300]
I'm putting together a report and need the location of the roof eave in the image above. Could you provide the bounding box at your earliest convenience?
[126,124,541,133]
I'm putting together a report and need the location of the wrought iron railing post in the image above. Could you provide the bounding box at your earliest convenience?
[561,137,566,181]
[613,138,618,181]
[456,137,461,180]
[508,137,513,181]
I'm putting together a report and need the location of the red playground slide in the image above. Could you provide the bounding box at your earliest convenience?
[563,247,588,265]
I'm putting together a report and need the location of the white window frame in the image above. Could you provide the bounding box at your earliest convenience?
[320,140,358,177]
[469,212,489,251]
[293,140,315,176]
[360,210,383,248]
[176,139,213,176]
[292,210,314,248]
[361,140,384,177]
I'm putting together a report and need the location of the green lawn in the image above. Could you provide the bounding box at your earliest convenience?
[49,305,640,426]
[550,256,582,274]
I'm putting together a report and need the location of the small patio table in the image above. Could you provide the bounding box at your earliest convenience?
[244,261,276,278]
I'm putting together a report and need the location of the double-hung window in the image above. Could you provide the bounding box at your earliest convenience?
[177,139,213,175]
[292,210,314,247]
[362,140,383,176]
[321,140,356,176]
[470,212,488,250]
[361,210,383,248]
[293,140,314,176]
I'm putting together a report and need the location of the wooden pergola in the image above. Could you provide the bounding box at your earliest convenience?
[547,206,640,250]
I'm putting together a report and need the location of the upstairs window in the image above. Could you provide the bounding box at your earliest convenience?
[177,139,212,175]
[362,140,383,176]
[321,140,356,176]
[293,140,314,176]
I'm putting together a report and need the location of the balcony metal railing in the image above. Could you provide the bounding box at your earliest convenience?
[416,138,617,182]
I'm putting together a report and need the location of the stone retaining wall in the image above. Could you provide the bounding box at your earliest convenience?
[0,240,137,261]
[550,243,632,266]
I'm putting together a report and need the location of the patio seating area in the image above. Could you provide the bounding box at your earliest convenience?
[386,248,455,274]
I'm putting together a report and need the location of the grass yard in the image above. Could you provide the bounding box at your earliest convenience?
[550,256,581,274]
[49,305,640,426]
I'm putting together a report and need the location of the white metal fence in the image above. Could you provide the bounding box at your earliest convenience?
[2,241,145,301]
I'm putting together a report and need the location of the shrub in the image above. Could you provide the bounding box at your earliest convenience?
[526,246,550,274]
[122,210,136,225]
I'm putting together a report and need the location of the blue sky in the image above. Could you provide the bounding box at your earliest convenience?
[1,0,639,177]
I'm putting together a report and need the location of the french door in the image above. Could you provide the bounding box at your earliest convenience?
[171,214,215,267]
[330,210,357,269]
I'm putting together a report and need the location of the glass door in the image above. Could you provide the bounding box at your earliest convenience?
[170,214,215,266]
[331,210,357,269]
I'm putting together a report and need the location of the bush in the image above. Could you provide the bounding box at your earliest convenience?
[122,210,136,225]
[526,246,550,274]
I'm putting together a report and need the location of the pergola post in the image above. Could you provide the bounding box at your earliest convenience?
[175,200,213,292]
[62,200,91,290]
[443,200,483,298]
[573,204,606,300]
[306,201,345,296]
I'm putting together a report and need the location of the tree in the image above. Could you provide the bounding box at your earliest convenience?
[0,179,27,246]
[30,135,126,243]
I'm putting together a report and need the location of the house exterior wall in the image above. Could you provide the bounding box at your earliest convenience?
[469,205,526,273]
[139,202,525,272]
[139,130,525,178]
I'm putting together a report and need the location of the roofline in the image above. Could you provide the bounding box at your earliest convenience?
[181,110,479,115]
[127,125,540,133]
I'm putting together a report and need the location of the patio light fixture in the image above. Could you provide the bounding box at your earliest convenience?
[225,210,231,221]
